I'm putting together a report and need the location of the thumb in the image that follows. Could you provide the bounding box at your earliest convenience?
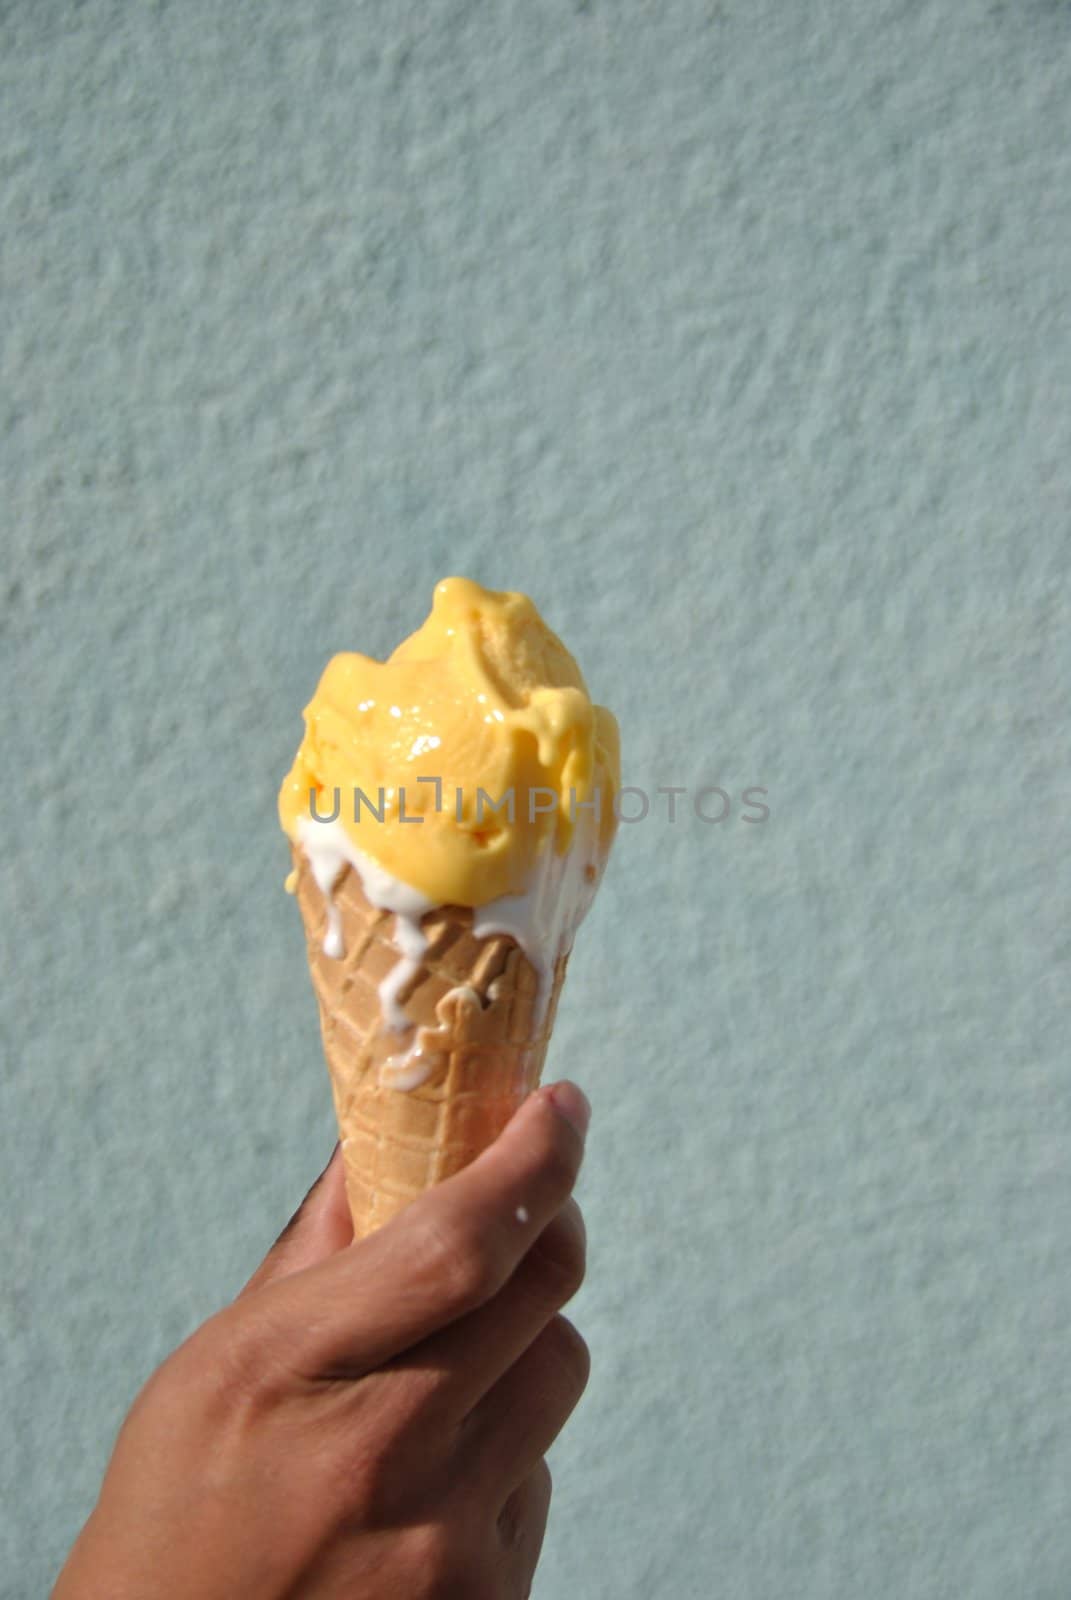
[256,1081,590,1378]
[238,1143,352,1296]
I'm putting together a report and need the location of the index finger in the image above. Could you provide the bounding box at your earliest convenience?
[262,1080,590,1378]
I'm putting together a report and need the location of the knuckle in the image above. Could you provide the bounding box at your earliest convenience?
[545,1314,591,1395]
[339,1433,402,1524]
[526,1208,586,1305]
[419,1209,506,1315]
[442,1233,501,1313]
[498,1458,553,1551]
[217,1324,274,1400]
[193,1309,289,1417]
[404,1522,492,1600]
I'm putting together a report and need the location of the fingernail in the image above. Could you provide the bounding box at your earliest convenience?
[546,1081,591,1137]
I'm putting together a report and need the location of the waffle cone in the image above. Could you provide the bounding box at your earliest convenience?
[292,846,570,1238]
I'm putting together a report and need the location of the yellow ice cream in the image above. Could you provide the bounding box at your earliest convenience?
[279,577,620,907]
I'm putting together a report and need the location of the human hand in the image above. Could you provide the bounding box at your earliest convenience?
[52,1081,591,1599]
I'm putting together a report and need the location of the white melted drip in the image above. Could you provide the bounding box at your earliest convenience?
[295,814,433,1034]
[379,1044,435,1092]
[472,804,603,1016]
[294,806,606,1089]
[377,913,428,1032]
[380,984,482,1091]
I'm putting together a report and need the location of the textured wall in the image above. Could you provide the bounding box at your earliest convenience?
[2,2,1069,1596]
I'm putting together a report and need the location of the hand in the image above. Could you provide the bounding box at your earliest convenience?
[52,1081,592,1599]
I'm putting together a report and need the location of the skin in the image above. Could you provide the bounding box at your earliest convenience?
[52,1081,592,1599]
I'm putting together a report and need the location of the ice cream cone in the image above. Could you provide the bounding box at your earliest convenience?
[292,844,571,1239]
[279,579,619,1236]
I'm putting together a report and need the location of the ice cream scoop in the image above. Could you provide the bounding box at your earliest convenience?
[279,574,619,905]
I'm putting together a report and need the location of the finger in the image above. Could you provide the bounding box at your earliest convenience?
[496,1459,552,1594]
[257,1080,590,1378]
[381,1197,586,1424]
[238,1144,351,1296]
[457,1314,590,1499]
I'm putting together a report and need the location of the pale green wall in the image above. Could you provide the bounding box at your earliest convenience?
[2,3,1069,1595]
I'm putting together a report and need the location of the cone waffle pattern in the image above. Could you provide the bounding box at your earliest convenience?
[294,846,570,1238]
